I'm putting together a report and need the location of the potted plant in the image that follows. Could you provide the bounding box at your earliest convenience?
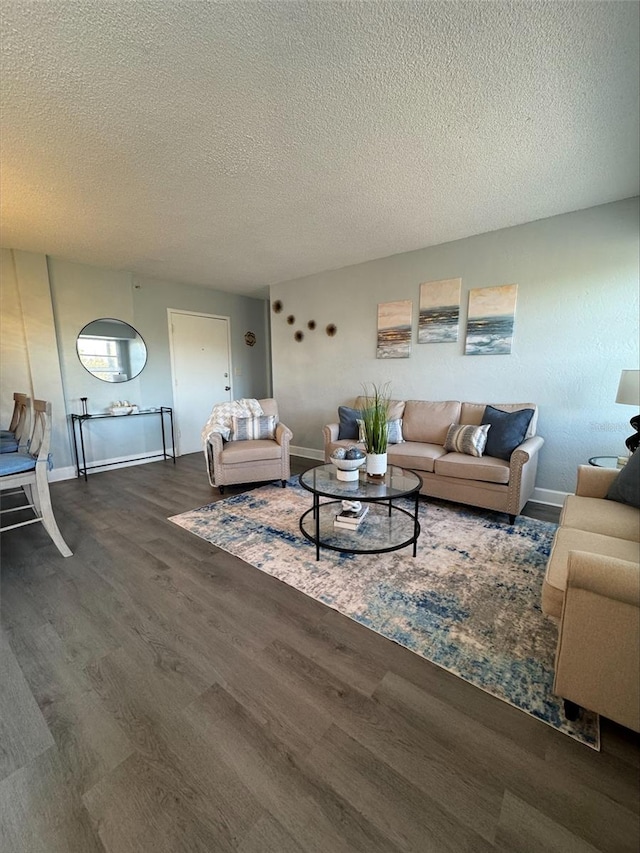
[361,382,391,477]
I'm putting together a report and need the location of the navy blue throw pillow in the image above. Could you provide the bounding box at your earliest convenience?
[338,406,362,440]
[607,449,640,508]
[481,405,534,461]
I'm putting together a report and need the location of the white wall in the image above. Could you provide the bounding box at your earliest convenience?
[271,198,640,497]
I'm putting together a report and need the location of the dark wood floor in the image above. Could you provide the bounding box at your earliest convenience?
[1,455,638,852]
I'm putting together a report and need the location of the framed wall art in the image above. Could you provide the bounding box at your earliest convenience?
[377,300,412,359]
[465,284,518,355]
[418,277,461,343]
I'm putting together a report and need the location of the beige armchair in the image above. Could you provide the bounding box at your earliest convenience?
[205,398,292,493]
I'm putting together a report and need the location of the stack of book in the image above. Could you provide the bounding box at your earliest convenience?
[334,503,369,530]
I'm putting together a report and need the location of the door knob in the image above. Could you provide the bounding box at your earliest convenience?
[224,386,231,391]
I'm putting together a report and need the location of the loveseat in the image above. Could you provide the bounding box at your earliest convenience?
[323,397,543,522]
[542,461,640,731]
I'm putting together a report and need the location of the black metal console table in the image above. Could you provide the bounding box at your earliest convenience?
[70,407,176,481]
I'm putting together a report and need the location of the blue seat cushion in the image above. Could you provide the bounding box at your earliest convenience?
[0,451,36,475]
[0,429,15,438]
[0,437,19,453]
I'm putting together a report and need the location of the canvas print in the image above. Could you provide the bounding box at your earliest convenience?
[377,300,412,358]
[418,277,461,343]
[465,284,518,355]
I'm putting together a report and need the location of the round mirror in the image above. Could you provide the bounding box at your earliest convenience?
[77,318,147,383]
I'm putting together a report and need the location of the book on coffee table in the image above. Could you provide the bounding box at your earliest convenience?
[334,504,369,529]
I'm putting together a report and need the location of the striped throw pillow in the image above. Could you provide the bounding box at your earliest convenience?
[443,423,490,457]
[229,414,276,441]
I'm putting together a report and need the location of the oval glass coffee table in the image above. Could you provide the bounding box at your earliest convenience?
[299,463,422,561]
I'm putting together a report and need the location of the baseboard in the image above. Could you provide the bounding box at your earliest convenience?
[49,465,78,482]
[531,487,568,507]
[50,450,176,482]
[291,445,324,461]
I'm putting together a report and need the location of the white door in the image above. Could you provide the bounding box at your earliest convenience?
[169,311,232,455]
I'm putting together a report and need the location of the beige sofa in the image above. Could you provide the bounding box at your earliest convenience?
[542,465,640,731]
[323,398,543,522]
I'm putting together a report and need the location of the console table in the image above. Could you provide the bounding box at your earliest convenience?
[70,407,176,481]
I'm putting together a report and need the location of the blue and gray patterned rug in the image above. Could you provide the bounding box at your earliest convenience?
[169,478,599,748]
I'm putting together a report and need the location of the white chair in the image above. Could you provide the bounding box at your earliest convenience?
[0,399,72,557]
[0,392,30,454]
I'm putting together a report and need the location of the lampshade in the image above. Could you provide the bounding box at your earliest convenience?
[616,370,640,406]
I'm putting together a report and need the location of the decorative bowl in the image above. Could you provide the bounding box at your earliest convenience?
[109,406,133,415]
[331,456,366,471]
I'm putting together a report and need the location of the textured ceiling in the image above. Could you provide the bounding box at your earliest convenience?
[1,1,638,297]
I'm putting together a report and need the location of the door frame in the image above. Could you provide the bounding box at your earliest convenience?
[167,309,233,456]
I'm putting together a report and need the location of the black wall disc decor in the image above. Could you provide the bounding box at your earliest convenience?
[294,331,304,342]
[272,300,283,313]
[307,320,316,330]
[287,315,295,325]
[244,331,256,347]
[326,323,337,337]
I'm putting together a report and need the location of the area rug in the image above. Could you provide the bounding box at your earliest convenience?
[169,479,599,749]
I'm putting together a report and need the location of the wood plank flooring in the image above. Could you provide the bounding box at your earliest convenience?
[1,455,638,852]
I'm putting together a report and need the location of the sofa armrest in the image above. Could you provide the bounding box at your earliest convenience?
[205,431,225,486]
[275,421,293,447]
[323,423,339,442]
[506,435,544,515]
[554,550,640,731]
[510,434,544,465]
[575,464,619,499]
[323,423,339,461]
[565,550,640,607]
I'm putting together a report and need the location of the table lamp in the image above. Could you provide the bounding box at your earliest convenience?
[616,369,640,459]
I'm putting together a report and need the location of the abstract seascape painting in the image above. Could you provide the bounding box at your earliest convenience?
[418,278,461,343]
[377,300,412,358]
[465,284,518,355]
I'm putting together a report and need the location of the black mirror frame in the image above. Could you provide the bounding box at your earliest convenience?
[76,318,148,383]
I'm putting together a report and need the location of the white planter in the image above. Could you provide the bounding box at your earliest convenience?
[366,452,387,476]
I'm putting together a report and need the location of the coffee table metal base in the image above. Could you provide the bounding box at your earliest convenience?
[300,498,420,561]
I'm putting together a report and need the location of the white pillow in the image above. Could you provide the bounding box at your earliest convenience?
[229,414,276,441]
[356,418,405,444]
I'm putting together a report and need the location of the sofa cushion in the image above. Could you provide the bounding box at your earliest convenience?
[443,423,490,457]
[387,441,446,473]
[402,400,461,444]
[606,449,640,509]
[481,405,534,460]
[338,406,361,440]
[221,439,283,464]
[543,526,640,618]
[434,453,511,484]
[460,402,538,438]
[561,494,640,543]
